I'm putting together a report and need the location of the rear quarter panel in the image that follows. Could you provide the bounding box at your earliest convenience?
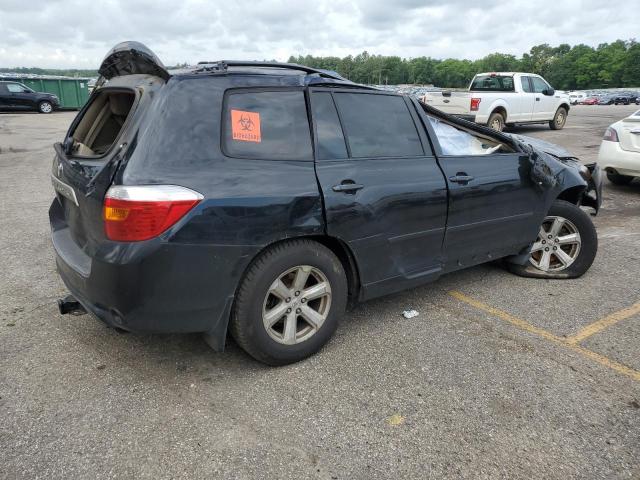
[120,74,324,281]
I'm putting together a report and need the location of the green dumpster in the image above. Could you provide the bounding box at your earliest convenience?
[17,77,91,110]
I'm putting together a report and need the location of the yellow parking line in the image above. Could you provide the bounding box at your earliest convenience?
[566,302,640,345]
[449,291,640,382]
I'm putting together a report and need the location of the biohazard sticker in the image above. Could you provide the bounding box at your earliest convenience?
[231,109,261,143]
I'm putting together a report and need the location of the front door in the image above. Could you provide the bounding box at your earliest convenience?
[531,76,557,120]
[5,83,33,110]
[417,111,546,270]
[311,89,448,298]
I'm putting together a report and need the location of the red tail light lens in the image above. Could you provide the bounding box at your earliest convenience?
[603,127,619,142]
[470,97,481,111]
[103,185,203,241]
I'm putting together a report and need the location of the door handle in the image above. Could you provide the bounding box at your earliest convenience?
[449,173,474,185]
[536,97,541,101]
[332,181,364,193]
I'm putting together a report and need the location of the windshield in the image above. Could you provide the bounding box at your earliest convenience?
[470,75,515,92]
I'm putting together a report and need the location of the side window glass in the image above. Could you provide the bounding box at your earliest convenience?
[311,92,348,160]
[521,77,533,93]
[7,84,25,93]
[531,77,549,93]
[427,116,511,156]
[223,90,312,161]
[333,93,423,158]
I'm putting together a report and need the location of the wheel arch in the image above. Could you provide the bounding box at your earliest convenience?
[205,234,361,352]
[237,234,362,309]
[555,185,586,206]
[489,104,508,122]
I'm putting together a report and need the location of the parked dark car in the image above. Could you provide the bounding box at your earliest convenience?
[596,95,614,105]
[0,80,59,113]
[613,92,640,105]
[50,42,603,365]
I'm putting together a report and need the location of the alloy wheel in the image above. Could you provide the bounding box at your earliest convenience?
[40,102,52,113]
[262,265,332,345]
[529,216,581,272]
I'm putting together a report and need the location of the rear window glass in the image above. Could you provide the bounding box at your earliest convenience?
[471,75,515,92]
[311,92,348,160]
[333,93,423,158]
[223,90,312,160]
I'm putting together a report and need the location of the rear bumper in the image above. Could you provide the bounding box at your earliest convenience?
[598,140,640,177]
[49,199,252,348]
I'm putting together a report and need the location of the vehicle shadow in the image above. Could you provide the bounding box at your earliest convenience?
[67,262,507,383]
[504,125,550,134]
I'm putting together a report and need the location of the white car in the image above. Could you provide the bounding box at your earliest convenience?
[569,91,588,105]
[421,72,571,132]
[598,109,640,185]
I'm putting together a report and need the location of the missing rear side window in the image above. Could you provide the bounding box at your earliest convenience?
[69,90,135,157]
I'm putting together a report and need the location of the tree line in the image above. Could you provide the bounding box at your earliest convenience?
[288,40,640,89]
[2,40,637,90]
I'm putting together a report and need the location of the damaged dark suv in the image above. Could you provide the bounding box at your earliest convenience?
[50,42,602,365]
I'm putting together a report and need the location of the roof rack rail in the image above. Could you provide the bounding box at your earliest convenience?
[195,60,346,81]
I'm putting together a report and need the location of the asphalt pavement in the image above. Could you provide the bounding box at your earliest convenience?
[0,104,638,479]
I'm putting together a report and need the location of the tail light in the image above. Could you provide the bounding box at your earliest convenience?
[603,127,619,142]
[470,98,481,111]
[103,185,203,242]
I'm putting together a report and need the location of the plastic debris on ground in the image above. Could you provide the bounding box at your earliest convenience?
[402,309,419,319]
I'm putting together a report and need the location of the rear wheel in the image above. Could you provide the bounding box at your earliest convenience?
[229,239,347,365]
[606,171,634,185]
[488,112,505,132]
[549,107,567,130]
[507,200,597,279]
[38,101,53,113]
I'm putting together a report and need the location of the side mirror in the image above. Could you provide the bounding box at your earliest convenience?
[63,136,74,155]
[543,88,555,96]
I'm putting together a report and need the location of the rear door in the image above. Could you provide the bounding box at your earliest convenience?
[311,89,448,298]
[51,42,169,252]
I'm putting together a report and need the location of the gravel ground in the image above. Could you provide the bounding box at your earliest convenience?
[0,105,638,479]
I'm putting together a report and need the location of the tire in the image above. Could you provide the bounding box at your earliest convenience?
[549,107,567,130]
[507,200,597,279]
[38,101,53,114]
[229,239,348,365]
[606,171,634,185]
[487,112,505,132]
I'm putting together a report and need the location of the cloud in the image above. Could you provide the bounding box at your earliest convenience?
[0,0,635,68]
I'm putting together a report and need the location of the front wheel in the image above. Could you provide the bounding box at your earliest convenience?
[229,239,347,365]
[549,107,567,130]
[38,101,53,113]
[507,200,597,279]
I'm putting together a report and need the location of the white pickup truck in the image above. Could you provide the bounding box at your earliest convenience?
[421,72,571,132]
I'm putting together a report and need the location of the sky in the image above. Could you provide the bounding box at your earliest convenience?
[0,0,637,69]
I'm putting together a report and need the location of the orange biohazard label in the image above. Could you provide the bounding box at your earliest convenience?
[231,109,261,143]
